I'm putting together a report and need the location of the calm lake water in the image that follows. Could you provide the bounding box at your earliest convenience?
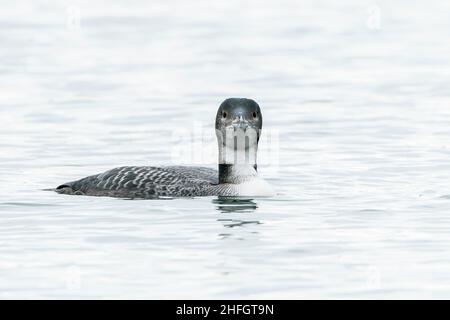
[1,0,450,299]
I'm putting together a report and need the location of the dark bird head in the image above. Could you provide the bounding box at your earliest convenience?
[215,98,262,135]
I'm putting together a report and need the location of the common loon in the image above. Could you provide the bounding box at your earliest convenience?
[56,98,275,198]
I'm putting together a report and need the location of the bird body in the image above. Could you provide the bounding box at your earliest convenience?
[56,98,275,198]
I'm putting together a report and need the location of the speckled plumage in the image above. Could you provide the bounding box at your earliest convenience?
[56,166,220,198]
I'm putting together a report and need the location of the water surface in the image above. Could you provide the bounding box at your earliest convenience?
[1,0,450,299]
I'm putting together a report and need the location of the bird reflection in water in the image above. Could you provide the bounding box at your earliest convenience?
[213,197,261,238]
[213,197,258,213]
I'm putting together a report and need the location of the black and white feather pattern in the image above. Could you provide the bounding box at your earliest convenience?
[56,166,219,198]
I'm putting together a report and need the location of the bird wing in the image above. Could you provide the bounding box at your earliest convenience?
[56,165,218,197]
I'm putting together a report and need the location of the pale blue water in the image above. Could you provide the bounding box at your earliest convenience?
[1,0,450,299]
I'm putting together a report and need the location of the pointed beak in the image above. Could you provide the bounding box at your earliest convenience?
[232,115,249,131]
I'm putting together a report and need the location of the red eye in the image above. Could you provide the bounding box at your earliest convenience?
[252,112,257,118]
[223,112,227,118]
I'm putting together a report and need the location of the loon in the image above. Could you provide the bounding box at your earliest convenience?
[55,98,274,198]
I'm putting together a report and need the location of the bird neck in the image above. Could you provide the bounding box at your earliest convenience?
[216,128,260,184]
[217,144,259,184]
[218,163,258,184]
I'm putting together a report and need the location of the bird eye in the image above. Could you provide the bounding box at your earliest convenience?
[252,112,257,118]
[222,112,227,118]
